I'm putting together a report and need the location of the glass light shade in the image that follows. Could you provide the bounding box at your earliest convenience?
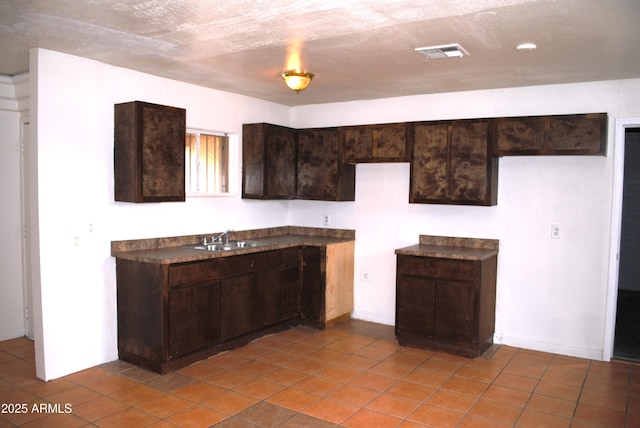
[282,70,315,92]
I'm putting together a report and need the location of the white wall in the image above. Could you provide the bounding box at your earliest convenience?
[0,76,25,341]
[29,47,640,379]
[31,49,292,380]
[289,79,640,361]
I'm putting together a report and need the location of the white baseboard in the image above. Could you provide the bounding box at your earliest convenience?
[499,334,604,361]
[0,327,26,342]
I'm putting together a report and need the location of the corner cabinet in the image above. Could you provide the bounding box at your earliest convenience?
[492,113,607,156]
[114,101,186,203]
[296,128,356,201]
[395,239,498,358]
[301,241,355,329]
[242,123,297,199]
[410,120,498,206]
[341,122,412,163]
[115,236,355,374]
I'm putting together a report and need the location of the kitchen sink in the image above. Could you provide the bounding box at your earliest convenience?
[189,240,271,252]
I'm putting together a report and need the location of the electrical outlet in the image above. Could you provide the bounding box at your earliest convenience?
[360,271,371,281]
[551,224,562,240]
[323,214,331,226]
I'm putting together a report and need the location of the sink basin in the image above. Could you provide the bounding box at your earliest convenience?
[189,240,269,252]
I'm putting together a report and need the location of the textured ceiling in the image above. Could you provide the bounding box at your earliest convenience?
[1,0,639,106]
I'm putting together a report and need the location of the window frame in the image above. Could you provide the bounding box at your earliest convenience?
[185,128,238,198]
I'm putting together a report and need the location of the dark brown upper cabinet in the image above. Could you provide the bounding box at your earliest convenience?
[492,113,607,156]
[114,101,186,203]
[410,120,498,206]
[242,123,297,199]
[113,101,187,202]
[296,128,356,201]
[341,122,413,163]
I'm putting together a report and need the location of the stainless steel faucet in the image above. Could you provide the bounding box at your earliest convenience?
[212,229,233,244]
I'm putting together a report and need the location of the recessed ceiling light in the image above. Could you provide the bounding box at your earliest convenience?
[415,43,469,59]
[516,43,537,52]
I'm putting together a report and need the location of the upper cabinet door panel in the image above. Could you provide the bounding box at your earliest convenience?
[114,101,186,203]
[242,123,296,199]
[265,125,297,198]
[449,121,490,203]
[410,123,449,201]
[546,113,606,153]
[141,105,186,200]
[241,124,266,198]
[341,123,411,163]
[494,117,545,153]
[297,128,355,201]
[410,120,497,206]
[493,113,607,156]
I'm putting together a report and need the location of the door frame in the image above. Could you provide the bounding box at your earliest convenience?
[20,119,34,339]
[604,117,640,361]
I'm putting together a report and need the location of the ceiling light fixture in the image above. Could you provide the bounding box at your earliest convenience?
[415,43,469,59]
[282,69,315,92]
[516,42,537,52]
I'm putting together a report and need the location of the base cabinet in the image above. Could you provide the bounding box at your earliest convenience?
[220,248,300,341]
[116,242,352,373]
[301,241,354,328]
[168,282,220,358]
[395,254,497,358]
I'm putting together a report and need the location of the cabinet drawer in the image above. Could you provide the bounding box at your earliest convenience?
[221,248,299,277]
[169,260,221,287]
[397,256,476,281]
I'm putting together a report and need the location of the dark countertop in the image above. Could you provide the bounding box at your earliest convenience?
[111,226,355,264]
[395,235,499,261]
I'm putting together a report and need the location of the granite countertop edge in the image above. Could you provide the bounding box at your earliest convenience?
[395,235,499,261]
[111,226,355,264]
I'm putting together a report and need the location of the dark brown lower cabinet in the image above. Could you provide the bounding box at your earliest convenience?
[395,254,497,358]
[168,282,220,358]
[116,248,301,373]
[220,248,300,341]
[301,246,325,326]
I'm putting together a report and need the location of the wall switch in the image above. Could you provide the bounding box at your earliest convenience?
[323,214,331,226]
[360,271,371,281]
[551,224,562,240]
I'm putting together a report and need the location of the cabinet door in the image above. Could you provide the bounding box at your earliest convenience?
[434,280,475,344]
[168,282,220,358]
[342,123,410,163]
[281,267,301,320]
[449,120,493,204]
[220,274,258,341]
[114,101,186,203]
[301,246,325,323]
[297,128,355,201]
[494,117,545,154]
[546,113,606,153]
[242,123,296,199]
[410,122,449,202]
[395,275,436,337]
[493,113,607,156]
[256,270,283,327]
[411,120,496,206]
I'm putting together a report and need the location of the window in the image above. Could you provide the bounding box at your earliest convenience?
[185,130,235,196]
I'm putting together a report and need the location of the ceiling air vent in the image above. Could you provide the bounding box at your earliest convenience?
[415,43,469,59]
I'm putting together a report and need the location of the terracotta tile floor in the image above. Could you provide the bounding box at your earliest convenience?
[1,320,639,427]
